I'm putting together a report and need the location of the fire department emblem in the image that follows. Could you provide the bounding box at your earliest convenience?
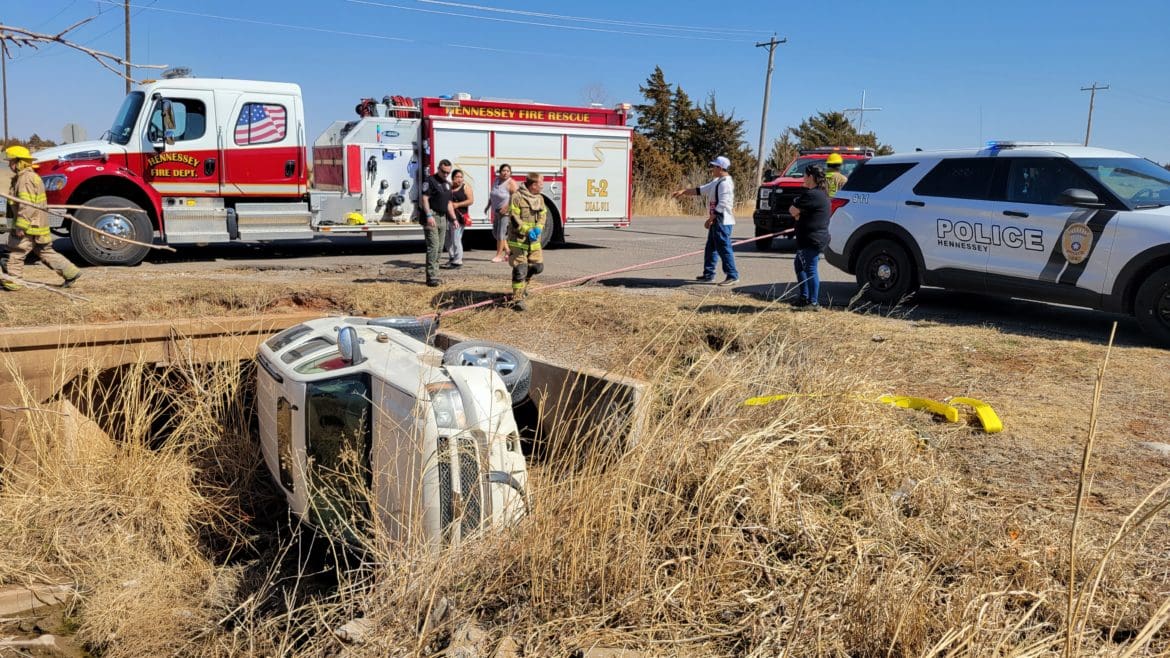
[1061,223,1093,265]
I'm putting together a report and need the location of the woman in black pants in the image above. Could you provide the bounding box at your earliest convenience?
[788,164,831,310]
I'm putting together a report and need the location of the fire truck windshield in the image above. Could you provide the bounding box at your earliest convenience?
[107,91,145,145]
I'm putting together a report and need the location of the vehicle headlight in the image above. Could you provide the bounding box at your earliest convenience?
[428,382,468,430]
[759,188,771,199]
[42,175,68,192]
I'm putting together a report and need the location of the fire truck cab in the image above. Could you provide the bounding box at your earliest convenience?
[31,72,633,266]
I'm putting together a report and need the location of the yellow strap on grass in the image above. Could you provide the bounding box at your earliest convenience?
[949,397,1004,433]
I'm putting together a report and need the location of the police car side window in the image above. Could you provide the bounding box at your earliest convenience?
[1005,158,1099,206]
[912,158,997,200]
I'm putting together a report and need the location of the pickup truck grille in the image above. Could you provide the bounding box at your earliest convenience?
[765,188,802,216]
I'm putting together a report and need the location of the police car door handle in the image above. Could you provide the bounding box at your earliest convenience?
[1003,210,1029,218]
[905,200,925,207]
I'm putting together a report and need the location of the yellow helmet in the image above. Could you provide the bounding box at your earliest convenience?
[826,152,844,166]
[345,212,367,225]
[4,145,34,161]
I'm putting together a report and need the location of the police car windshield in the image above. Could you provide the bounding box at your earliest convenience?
[108,92,145,145]
[784,156,865,178]
[1075,158,1170,209]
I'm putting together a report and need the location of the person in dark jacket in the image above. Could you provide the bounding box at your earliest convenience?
[788,164,831,310]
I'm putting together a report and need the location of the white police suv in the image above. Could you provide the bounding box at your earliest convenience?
[825,141,1170,342]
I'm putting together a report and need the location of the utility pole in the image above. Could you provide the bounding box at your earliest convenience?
[1080,82,1108,146]
[124,0,132,93]
[843,90,882,134]
[1,33,8,144]
[754,34,785,185]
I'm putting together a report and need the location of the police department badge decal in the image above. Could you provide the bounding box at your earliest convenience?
[1061,223,1093,265]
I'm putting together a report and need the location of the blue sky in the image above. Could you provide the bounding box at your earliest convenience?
[4,0,1169,163]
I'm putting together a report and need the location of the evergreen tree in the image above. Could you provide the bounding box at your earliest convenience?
[669,85,701,165]
[788,111,893,155]
[634,67,673,145]
[693,94,756,195]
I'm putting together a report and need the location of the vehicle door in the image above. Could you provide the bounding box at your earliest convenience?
[898,157,997,290]
[141,90,221,196]
[987,157,1121,295]
[222,93,304,197]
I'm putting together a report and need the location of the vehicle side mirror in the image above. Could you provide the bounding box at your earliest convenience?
[763,168,775,181]
[1057,188,1105,208]
[338,326,364,364]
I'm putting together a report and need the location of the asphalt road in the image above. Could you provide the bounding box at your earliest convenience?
[56,215,1147,346]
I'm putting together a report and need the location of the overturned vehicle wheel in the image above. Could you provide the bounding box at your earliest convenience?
[442,340,531,406]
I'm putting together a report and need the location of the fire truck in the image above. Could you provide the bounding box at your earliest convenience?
[28,71,633,266]
[753,146,873,251]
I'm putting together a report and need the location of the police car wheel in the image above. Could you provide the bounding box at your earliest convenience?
[1133,267,1170,345]
[856,239,918,305]
[442,340,532,406]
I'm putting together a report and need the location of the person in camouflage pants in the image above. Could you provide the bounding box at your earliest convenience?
[506,172,547,311]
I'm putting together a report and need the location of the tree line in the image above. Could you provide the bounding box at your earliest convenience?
[631,66,892,202]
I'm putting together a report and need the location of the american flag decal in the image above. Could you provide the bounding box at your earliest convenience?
[236,103,287,145]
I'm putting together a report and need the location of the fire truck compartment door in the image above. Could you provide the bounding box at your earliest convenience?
[565,131,630,221]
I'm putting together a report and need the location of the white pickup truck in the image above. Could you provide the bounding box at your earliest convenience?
[255,316,530,546]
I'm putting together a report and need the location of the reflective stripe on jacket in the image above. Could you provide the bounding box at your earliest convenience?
[10,169,50,233]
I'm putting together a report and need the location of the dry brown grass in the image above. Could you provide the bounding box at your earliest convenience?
[633,190,755,218]
[1,280,1169,656]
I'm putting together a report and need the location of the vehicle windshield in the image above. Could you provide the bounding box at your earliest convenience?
[783,156,866,178]
[1075,157,1170,209]
[107,91,145,145]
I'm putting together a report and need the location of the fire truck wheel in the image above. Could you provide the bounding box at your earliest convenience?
[441,340,532,406]
[368,316,437,344]
[70,195,153,266]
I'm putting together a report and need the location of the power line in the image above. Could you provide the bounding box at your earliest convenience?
[346,0,758,42]
[416,0,766,36]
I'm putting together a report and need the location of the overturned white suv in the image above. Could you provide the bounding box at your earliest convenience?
[255,316,530,547]
[826,142,1170,343]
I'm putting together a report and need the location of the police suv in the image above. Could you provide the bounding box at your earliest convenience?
[825,141,1170,342]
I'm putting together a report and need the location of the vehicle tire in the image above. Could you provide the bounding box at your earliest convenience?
[1133,267,1170,345]
[754,225,775,251]
[368,316,437,344]
[855,239,918,305]
[70,195,154,266]
[442,340,532,406]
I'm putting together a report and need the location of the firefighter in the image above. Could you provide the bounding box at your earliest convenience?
[506,172,547,311]
[825,152,848,198]
[3,146,81,291]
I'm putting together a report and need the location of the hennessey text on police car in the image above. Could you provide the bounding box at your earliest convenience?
[824,142,1170,343]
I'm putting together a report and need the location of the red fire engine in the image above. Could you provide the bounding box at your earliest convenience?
[28,71,633,266]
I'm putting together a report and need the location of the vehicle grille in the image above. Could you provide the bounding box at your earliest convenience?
[768,188,802,216]
[438,434,485,543]
[438,436,453,541]
[458,436,484,538]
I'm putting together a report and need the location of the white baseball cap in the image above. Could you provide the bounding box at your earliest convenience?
[709,156,731,170]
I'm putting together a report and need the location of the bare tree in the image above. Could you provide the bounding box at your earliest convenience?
[581,82,609,107]
[0,18,165,82]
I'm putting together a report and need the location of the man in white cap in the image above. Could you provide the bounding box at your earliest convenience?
[672,155,739,286]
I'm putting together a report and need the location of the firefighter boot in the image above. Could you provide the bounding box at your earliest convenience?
[61,268,83,288]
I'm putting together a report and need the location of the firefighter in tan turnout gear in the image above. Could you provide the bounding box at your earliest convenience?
[506,172,547,311]
[3,146,81,291]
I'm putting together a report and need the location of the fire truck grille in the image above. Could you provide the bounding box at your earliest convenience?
[458,437,484,537]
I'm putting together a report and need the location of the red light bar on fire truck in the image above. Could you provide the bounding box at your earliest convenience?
[798,146,875,156]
